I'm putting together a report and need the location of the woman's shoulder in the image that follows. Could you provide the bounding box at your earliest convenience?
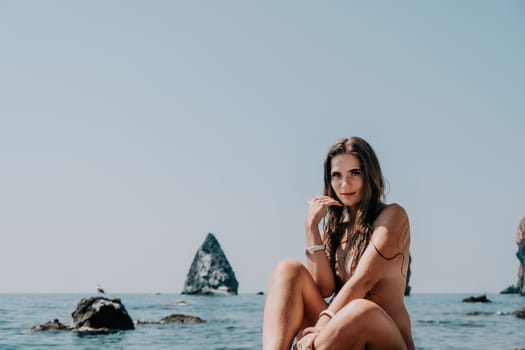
[372,203,410,252]
[376,203,409,223]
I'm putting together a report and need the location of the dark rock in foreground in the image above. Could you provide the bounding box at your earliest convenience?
[137,313,206,325]
[72,297,134,331]
[183,233,239,295]
[462,294,492,303]
[30,319,70,332]
[30,296,135,334]
[501,216,525,295]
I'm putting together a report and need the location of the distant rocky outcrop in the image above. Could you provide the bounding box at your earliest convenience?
[404,254,412,296]
[182,233,239,295]
[462,294,492,303]
[501,217,525,295]
[501,285,520,294]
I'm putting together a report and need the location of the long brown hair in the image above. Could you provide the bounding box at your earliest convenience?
[321,137,385,290]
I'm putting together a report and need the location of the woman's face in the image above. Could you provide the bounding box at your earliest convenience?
[330,153,363,210]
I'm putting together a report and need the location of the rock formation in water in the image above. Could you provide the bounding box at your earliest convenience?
[462,294,492,303]
[30,296,205,333]
[30,296,134,334]
[404,254,412,296]
[137,314,206,324]
[30,319,70,332]
[72,297,135,332]
[501,216,525,295]
[513,306,525,319]
[182,232,239,295]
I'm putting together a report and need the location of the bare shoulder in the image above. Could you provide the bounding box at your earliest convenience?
[376,203,408,223]
[372,203,410,255]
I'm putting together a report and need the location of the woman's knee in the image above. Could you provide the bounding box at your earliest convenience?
[317,299,404,350]
[316,300,382,342]
[338,299,387,325]
[344,298,379,314]
[270,259,307,283]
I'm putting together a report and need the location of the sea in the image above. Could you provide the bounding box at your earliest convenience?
[1,293,524,350]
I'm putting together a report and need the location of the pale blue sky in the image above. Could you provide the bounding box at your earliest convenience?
[1,1,524,294]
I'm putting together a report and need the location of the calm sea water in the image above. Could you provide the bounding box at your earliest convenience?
[1,293,524,349]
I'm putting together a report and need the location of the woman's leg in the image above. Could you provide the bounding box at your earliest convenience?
[314,299,407,350]
[262,259,328,350]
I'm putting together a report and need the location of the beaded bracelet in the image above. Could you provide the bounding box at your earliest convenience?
[319,309,335,319]
[305,244,325,255]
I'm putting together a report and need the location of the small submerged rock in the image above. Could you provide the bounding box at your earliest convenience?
[30,319,70,332]
[161,300,189,307]
[137,314,206,324]
[160,314,205,324]
[513,306,525,319]
[495,311,512,316]
[465,311,493,316]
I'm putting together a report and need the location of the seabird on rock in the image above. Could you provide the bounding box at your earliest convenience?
[96,284,105,294]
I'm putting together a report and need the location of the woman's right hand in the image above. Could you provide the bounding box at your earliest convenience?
[294,332,318,350]
[306,195,342,228]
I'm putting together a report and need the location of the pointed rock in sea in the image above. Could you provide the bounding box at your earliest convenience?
[182,233,239,295]
[501,216,525,295]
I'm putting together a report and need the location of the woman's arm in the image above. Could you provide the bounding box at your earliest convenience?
[305,222,334,297]
[316,204,410,325]
[304,196,341,297]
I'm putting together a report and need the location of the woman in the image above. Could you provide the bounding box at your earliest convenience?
[262,137,415,350]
